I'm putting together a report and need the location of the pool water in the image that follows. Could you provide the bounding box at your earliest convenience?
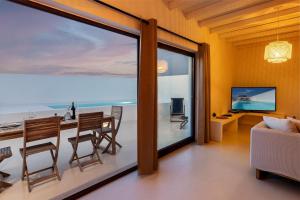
[232,101,275,111]
[48,100,136,109]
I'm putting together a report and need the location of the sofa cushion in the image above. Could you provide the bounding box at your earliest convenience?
[263,116,298,133]
[287,117,300,132]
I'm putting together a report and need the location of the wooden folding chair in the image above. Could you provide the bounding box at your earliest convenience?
[0,146,12,192]
[68,112,103,171]
[95,106,123,154]
[20,116,61,192]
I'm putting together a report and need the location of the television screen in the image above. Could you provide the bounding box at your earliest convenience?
[231,87,276,111]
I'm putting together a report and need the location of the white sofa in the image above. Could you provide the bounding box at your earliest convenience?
[250,121,300,181]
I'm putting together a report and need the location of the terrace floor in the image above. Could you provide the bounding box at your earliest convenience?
[0,118,191,200]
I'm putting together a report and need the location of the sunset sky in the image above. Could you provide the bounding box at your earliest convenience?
[0,0,138,76]
[0,1,191,107]
[0,1,190,77]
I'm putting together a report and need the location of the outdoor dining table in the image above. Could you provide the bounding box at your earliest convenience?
[0,115,116,155]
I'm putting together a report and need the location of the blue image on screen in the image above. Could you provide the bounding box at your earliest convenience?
[231,87,276,111]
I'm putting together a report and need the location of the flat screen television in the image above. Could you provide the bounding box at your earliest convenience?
[231,87,276,112]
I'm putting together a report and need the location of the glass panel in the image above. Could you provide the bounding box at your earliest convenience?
[157,47,193,149]
[0,1,137,198]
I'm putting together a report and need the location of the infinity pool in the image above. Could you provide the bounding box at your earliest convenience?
[48,100,136,109]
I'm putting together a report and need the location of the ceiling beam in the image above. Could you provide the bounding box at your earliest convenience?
[198,0,300,27]
[186,0,266,20]
[220,16,300,38]
[163,0,187,10]
[210,6,300,33]
[228,24,300,42]
[233,31,300,46]
[181,0,219,14]
[164,0,217,11]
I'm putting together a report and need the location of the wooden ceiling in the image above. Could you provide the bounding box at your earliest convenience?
[163,0,300,45]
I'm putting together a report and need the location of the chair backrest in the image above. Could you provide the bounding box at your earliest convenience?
[23,116,61,143]
[78,112,103,132]
[111,106,123,132]
[0,147,12,162]
[171,98,185,115]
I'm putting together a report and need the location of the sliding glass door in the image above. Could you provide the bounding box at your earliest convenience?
[157,44,194,151]
[0,1,138,198]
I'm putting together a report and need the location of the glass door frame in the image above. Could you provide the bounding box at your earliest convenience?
[157,42,196,157]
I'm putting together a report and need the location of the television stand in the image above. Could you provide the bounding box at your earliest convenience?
[210,112,285,142]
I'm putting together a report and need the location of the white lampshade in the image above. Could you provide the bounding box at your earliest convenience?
[157,59,168,73]
[264,41,292,63]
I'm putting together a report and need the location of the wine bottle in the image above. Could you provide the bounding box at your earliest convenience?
[71,101,76,120]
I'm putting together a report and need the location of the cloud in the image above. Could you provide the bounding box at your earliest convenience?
[0,1,138,76]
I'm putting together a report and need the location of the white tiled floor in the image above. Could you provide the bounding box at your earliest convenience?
[0,118,191,199]
[81,125,300,200]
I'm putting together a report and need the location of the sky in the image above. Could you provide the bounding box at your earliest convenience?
[0,0,138,76]
[0,1,191,77]
[0,1,191,107]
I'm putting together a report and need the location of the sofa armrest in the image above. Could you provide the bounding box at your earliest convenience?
[251,122,300,136]
[250,124,300,181]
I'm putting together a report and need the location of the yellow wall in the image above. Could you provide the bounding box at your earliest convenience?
[34,0,235,116]
[233,37,300,118]
[210,35,234,116]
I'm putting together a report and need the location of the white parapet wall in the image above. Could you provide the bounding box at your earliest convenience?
[0,104,137,124]
[0,102,191,124]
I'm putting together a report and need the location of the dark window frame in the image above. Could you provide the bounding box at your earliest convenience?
[157,43,196,157]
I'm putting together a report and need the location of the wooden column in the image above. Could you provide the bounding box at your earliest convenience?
[138,19,158,174]
[195,43,211,144]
